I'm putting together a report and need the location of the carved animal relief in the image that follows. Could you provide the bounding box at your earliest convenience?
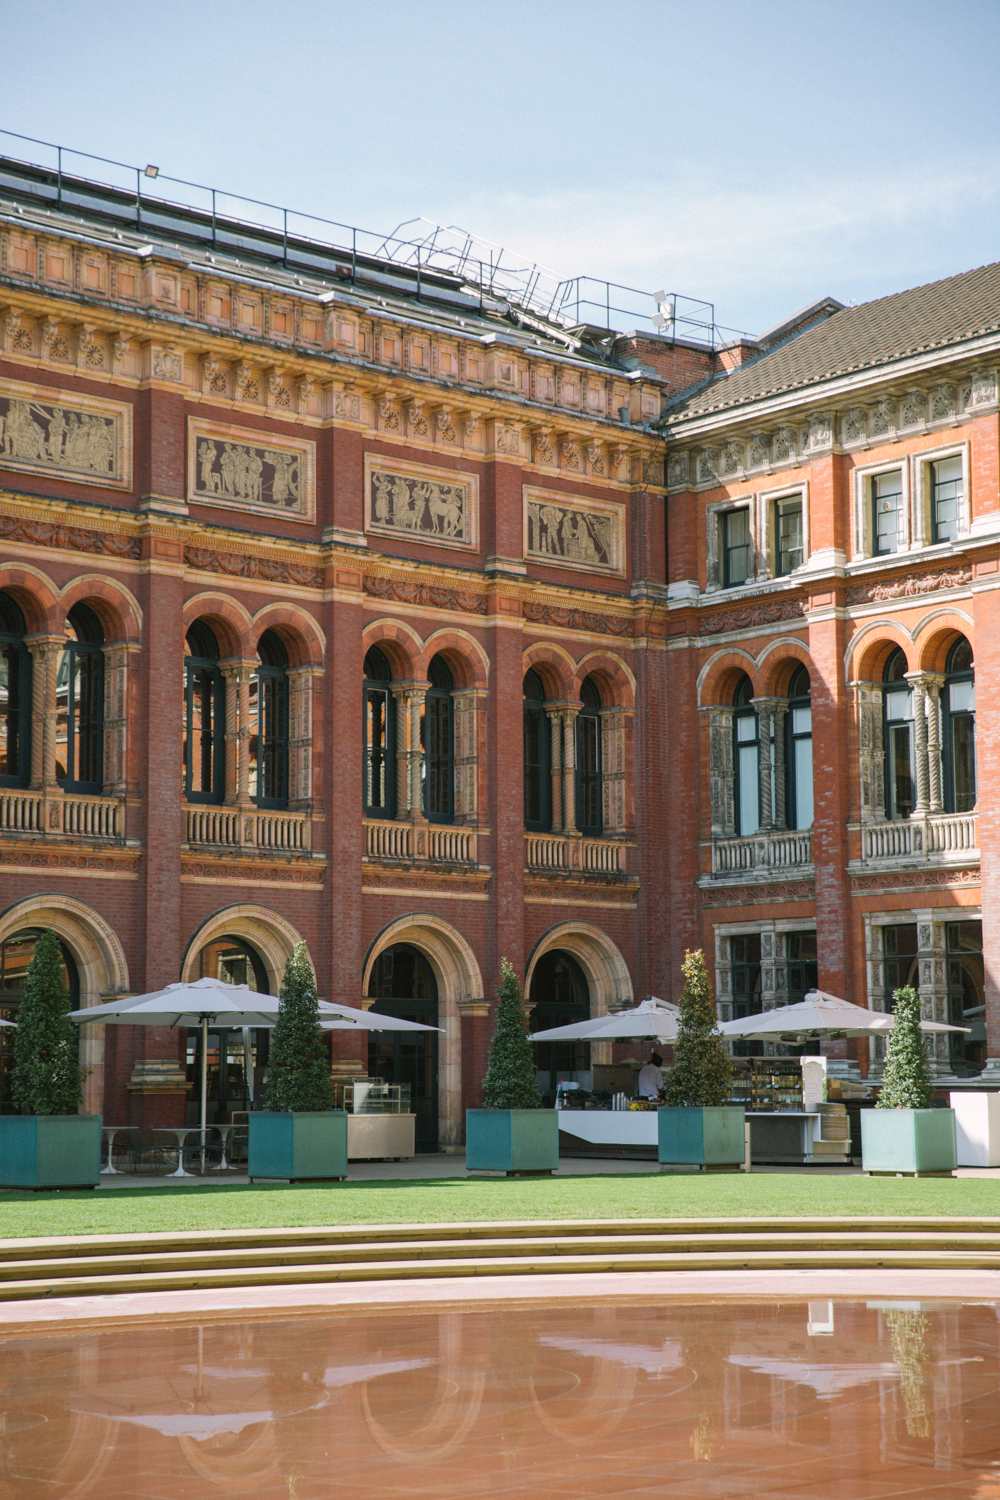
[523,488,624,575]
[365,458,477,550]
[0,380,131,488]
[187,420,315,519]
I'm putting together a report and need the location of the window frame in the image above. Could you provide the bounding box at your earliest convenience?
[254,660,290,810]
[363,648,397,819]
[423,657,455,825]
[574,678,604,836]
[183,630,226,807]
[784,667,813,831]
[733,677,761,837]
[762,484,808,578]
[721,505,754,589]
[913,441,969,548]
[882,650,915,821]
[0,598,31,791]
[523,670,552,833]
[942,639,976,814]
[853,460,910,560]
[59,635,105,794]
[706,496,757,592]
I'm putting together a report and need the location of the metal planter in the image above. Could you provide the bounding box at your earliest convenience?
[465,1109,559,1174]
[658,1106,746,1169]
[247,1110,348,1182]
[860,1107,956,1176]
[0,1114,101,1189]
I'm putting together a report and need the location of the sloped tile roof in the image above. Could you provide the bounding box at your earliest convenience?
[668,260,1000,422]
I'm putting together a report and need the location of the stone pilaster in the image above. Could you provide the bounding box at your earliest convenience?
[923,674,945,813]
[600,705,628,835]
[219,662,243,805]
[772,702,789,830]
[853,681,886,823]
[102,642,132,796]
[906,672,929,814]
[707,706,736,837]
[752,697,778,830]
[452,687,484,823]
[288,665,318,807]
[914,910,950,1069]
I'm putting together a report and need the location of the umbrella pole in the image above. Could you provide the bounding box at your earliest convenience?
[200,1016,208,1175]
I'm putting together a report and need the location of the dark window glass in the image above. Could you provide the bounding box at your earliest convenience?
[872,470,903,555]
[184,621,225,804]
[733,674,760,836]
[776,498,803,575]
[722,508,752,587]
[523,670,551,832]
[57,602,104,793]
[364,646,395,817]
[367,943,440,1151]
[730,934,762,1018]
[575,676,603,834]
[785,664,813,830]
[931,454,962,544]
[0,592,30,789]
[943,637,975,813]
[252,629,290,808]
[528,950,590,1106]
[785,930,818,1004]
[423,655,454,823]
[883,924,918,1008]
[882,649,914,819]
[946,920,984,1068]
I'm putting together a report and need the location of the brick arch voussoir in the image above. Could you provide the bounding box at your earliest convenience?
[419,628,489,690]
[913,610,975,674]
[362,618,423,680]
[758,640,814,697]
[0,563,60,634]
[522,641,575,701]
[697,648,761,707]
[59,574,142,645]
[183,591,253,660]
[572,651,636,709]
[846,622,915,684]
[251,603,326,668]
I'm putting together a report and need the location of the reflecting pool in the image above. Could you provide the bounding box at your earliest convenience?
[3,1298,1000,1497]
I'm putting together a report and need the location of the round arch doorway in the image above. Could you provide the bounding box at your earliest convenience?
[367,944,440,1152]
[190,935,271,1125]
[528,950,590,1106]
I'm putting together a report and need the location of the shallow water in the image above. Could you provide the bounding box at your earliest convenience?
[2,1297,1000,1498]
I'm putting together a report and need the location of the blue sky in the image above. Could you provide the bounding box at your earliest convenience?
[5,0,1000,336]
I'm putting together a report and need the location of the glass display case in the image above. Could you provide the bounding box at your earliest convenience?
[333,1078,416,1160]
[335,1079,412,1115]
[730,1059,803,1112]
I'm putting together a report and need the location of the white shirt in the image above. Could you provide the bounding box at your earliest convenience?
[637,1063,664,1099]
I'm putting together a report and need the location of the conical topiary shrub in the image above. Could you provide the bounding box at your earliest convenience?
[662,949,732,1108]
[877,986,932,1109]
[11,928,82,1116]
[264,943,333,1112]
[481,957,541,1109]
[467,958,556,1173]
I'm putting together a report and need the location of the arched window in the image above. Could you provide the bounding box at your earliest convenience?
[184,621,225,805]
[423,655,454,823]
[883,649,914,820]
[57,603,104,793]
[523,669,551,832]
[364,647,396,817]
[943,637,976,813]
[529,950,590,1105]
[575,676,603,835]
[252,630,289,809]
[785,665,813,830]
[733,675,760,836]
[367,943,439,1151]
[0,592,30,789]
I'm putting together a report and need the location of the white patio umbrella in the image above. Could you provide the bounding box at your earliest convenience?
[319,1003,441,1034]
[529,995,680,1044]
[69,977,346,1167]
[717,988,968,1041]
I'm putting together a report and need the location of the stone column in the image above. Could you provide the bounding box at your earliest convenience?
[853,681,886,823]
[288,665,318,807]
[923,674,945,814]
[906,672,930,814]
[452,687,483,823]
[560,706,579,834]
[752,697,778,831]
[102,642,131,797]
[772,702,789,830]
[545,703,563,830]
[27,635,62,791]
[393,683,427,820]
[706,706,736,837]
[219,662,242,806]
[759,923,782,1011]
[600,706,628,835]
[914,911,950,1069]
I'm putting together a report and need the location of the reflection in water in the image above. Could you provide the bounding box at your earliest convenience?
[2,1298,1000,1498]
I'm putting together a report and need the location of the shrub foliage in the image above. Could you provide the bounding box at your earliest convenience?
[876,985,932,1110]
[11,928,82,1116]
[662,948,733,1109]
[264,943,333,1112]
[481,957,542,1109]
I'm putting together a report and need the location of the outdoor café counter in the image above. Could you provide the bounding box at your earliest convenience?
[746,1110,822,1164]
[557,1108,658,1153]
[556,1106,826,1163]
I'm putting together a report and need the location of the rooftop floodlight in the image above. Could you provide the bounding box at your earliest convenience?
[143,164,160,178]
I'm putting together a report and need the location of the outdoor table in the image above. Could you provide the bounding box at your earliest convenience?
[211,1123,237,1171]
[100,1124,136,1175]
[154,1126,198,1178]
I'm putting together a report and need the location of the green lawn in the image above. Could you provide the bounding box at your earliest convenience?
[1,1171,999,1240]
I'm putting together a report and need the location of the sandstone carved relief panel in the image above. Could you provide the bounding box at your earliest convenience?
[523,487,625,575]
[187,419,315,520]
[0,379,131,489]
[364,456,478,551]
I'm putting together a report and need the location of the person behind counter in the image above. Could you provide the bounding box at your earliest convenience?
[637,1051,664,1100]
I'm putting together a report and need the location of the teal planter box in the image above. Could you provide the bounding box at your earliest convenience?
[861,1107,956,1176]
[248,1111,348,1182]
[658,1106,745,1169]
[0,1114,101,1189]
[466,1109,558,1174]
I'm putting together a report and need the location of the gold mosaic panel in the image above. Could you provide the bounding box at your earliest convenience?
[187,419,315,520]
[365,455,478,551]
[523,486,625,575]
[0,379,131,489]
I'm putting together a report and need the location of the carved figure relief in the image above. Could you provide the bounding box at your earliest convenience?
[0,380,130,488]
[365,457,478,550]
[187,419,315,520]
[524,488,624,575]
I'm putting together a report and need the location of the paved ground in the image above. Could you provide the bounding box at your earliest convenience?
[97,1153,1000,1188]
